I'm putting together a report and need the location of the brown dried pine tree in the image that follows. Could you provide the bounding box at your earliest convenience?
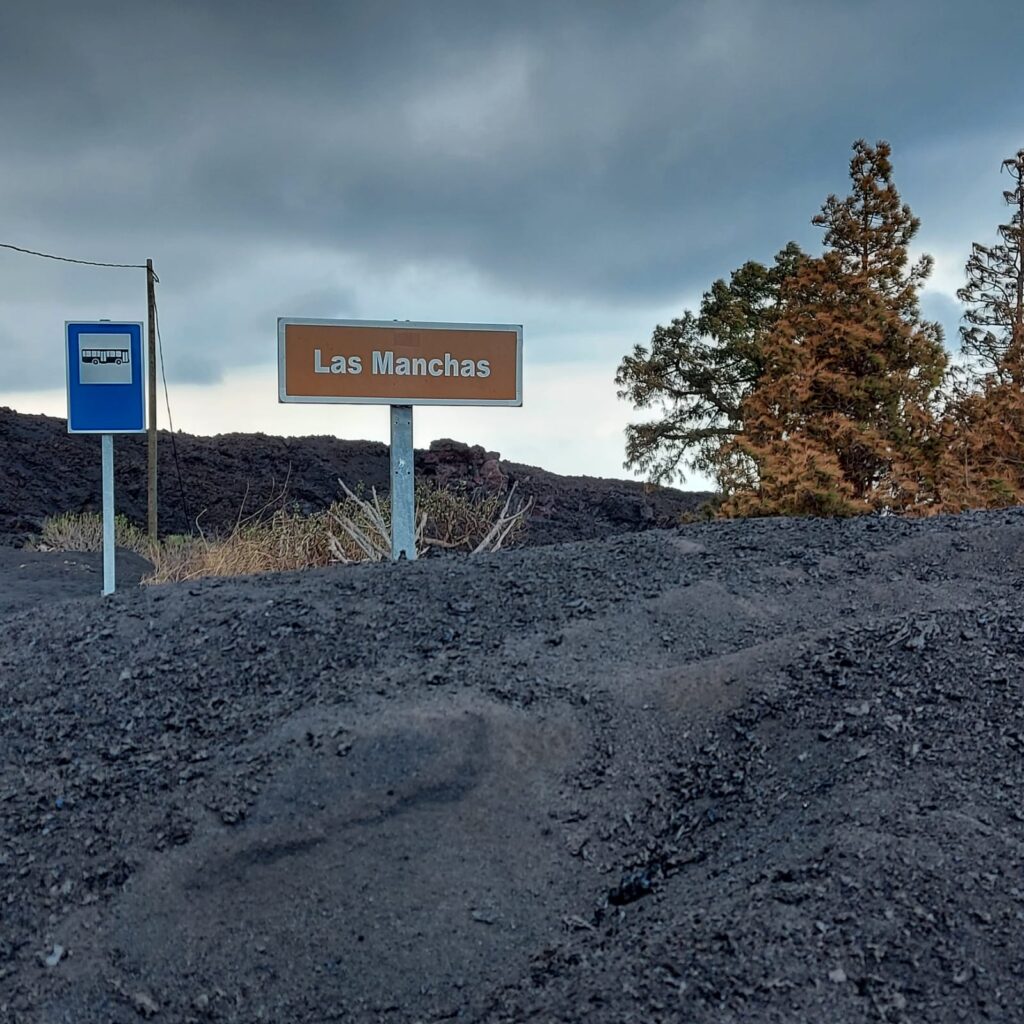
[723,140,948,517]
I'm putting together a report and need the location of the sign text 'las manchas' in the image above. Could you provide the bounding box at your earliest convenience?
[278,319,522,406]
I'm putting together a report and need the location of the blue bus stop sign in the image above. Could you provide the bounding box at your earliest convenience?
[65,321,146,433]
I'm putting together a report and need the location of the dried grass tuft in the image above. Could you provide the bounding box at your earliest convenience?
[39,511,150,557]
[38,480,532,584]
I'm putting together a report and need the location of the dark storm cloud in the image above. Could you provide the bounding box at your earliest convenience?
[2,0,1023,391]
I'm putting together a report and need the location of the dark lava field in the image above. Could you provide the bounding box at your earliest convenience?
[3,486,1024,1021]
[0,407,707,547]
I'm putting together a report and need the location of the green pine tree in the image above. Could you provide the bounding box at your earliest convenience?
[616,243,803,487]
[957,149,1024,384]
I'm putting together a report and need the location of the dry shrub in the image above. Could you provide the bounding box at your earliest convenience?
[327,480,531,563]
[147,509,336,583]
[419,484,530,553]
[39,511,150,556]
[39,481,532,584]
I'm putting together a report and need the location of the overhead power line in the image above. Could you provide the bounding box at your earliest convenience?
[0,241,147,270]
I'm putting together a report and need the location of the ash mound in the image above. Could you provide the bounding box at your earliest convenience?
[3,509,1024,1022]
[0,407,709,547]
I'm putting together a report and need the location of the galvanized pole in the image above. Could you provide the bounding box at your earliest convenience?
[101,433,116,595]
[146,258,158,543]
[389,405,416,560]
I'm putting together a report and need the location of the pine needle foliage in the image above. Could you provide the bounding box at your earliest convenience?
[616,243,804,487]
[958,150,1024,383]
[941,378,1024,510]
[812,140,935,312]
[722,140,947,516]
[937,150,1024,510]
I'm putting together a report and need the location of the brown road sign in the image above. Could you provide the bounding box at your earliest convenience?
[278,318,522,406]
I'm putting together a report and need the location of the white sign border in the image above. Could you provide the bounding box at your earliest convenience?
[277,317,523,407]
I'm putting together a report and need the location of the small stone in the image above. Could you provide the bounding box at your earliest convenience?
[43,944,65,968]
[133,991,160,1017]
[828,967,847,983]
[219,804,244,826]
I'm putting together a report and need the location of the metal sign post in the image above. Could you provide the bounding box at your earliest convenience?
[101,434,116,595]
[390,405,415,560]
[66,320,147,595]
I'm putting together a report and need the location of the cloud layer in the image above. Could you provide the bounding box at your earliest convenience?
[2,0,1023,476]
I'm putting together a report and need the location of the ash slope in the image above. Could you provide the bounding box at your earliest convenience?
[0,406,708,547]
[2,510,1024,1022]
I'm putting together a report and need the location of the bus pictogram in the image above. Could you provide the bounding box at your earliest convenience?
[82,348,129,366]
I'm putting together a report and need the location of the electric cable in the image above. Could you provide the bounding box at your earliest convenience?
[0,241,146,269]
[153,291,193,529]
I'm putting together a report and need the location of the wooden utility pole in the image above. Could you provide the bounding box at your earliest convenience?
[146,259,158,543]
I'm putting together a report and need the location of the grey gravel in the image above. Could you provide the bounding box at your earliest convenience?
[2,508,1024,1021]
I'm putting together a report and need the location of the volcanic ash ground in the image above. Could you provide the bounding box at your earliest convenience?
[3,510,1024,1022]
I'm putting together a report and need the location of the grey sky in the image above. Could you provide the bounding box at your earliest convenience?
[2,0,1023,474]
